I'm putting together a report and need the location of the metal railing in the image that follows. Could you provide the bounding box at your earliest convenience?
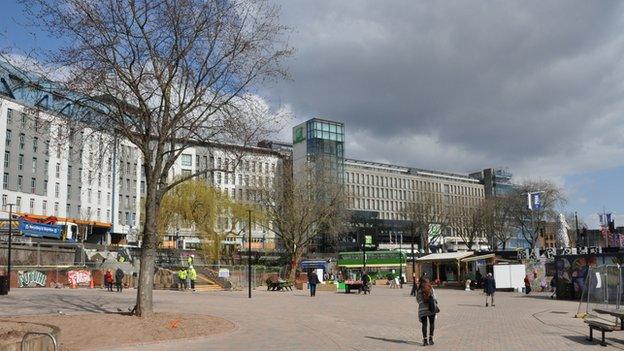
[21,331,58,351]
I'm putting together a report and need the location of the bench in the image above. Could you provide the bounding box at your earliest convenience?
[585,320,617,346]
[266,281,293,291]
[593,308,624,330]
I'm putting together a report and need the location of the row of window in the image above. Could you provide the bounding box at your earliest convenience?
[0,194,112,221]
[213,172,273,187]
[348,184,482,203]
[5,130,49,153]
[346,171,483,197]
[181,153,277,174]
[348,196,482,215]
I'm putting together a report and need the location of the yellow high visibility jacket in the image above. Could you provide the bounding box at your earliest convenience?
[178,270,187,280]
[188,268,197,281]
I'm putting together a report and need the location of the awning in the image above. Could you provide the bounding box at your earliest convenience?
[340,263,406,268]
[416,252,473,262]
[460,253,495,263]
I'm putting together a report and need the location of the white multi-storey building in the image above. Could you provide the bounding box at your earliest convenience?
[0,63,283,250]
[163,144,283,250]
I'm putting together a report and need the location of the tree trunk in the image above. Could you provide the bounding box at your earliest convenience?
[135,186,162,317]
[287,250,303,282]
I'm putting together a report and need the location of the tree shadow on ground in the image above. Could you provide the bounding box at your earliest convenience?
[456,304,485,307]
[513,294,556,301]
[365,336,419,345]
[7,292,129,315]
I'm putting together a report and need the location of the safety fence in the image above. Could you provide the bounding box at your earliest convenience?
[578,265,624,324]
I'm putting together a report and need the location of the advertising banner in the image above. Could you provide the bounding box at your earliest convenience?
[19,219,63,239]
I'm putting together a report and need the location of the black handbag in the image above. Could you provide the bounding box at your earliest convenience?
[429,296,440,314]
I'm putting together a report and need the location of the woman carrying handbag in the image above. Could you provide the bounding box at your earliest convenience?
[416,277,439,346]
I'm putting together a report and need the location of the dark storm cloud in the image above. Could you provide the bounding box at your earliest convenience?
[267,1,624,178]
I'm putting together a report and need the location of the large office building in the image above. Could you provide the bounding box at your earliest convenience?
[287,117,489,253]
[344,158,487,252]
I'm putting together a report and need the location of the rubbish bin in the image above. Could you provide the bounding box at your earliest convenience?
[0,275,8,295]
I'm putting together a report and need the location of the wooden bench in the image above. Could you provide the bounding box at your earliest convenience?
[266,281,293,291]
[585,320,617,346]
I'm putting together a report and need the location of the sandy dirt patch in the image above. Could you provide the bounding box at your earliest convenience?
[0,320,56,344]
[2,313,234,350]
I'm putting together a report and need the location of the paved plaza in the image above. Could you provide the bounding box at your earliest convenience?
[1,286,621,350]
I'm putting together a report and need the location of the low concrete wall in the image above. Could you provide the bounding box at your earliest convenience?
[0,267,137,289]
[0,321,60,351]
[0,244,75,267]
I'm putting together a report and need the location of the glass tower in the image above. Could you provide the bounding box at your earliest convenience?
[293,118,345,182]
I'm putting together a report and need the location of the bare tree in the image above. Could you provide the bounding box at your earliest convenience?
[564,212,586,246]
[481,196,514,250]
[507,181,567,249]
[258,165,348,281]
[450,205,484,251]
[402,192,450,252]
[19,0,291,316]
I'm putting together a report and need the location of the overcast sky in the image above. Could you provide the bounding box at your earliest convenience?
[1,1,622,228]
[262,1,624,228]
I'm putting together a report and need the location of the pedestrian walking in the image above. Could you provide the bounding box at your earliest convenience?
[178,269,187,291]
[115,267,124,293]
[188,266,197,291]
[416,277,438,346]
[483,273,496,307]
[104,269,113,292]
[361,271,371,295]
[308,270,320,297]
[524,275,532,295]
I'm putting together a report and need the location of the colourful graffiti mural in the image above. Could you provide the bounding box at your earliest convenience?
[67,270,91,286]
[18,270,47,287]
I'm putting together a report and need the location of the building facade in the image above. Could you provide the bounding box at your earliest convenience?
[0,63,284,250]
[344,158,486,252]
[469,168,514,198]
[0,67,141,243]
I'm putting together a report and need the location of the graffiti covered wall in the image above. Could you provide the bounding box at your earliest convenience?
[18,270,47,287]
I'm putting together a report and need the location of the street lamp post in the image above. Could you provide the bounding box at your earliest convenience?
[6,204,14,292]
[248,209,252,299]
[575,212,580,246]
[410,223,417,296]
[361,231,366,271]
[398,233,403,288]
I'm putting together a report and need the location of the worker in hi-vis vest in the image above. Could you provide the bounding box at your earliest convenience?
[187,254,194,267]
[178,269,187,291]
[188,266,197,291]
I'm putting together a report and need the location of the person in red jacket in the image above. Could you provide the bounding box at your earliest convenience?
[524,275,532,294]
[104,270,113,292]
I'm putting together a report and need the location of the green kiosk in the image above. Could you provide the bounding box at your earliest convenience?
[336,250,406,293]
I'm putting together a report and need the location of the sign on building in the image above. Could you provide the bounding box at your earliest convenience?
[19,219,63,239]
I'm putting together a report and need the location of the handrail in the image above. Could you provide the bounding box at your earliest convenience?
[21,331,58,351]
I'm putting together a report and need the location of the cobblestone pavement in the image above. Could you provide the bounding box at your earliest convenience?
[2,286,622,350]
